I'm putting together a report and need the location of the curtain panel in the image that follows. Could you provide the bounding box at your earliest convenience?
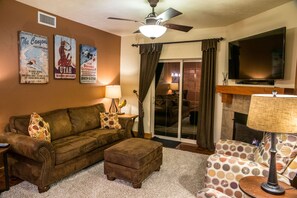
[138,43,163,137]
[197,39,218,150]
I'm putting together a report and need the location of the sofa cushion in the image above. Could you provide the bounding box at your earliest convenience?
[52,135,98,165]
[28,112,51,142]
[78,128,126,147]
[42,109,72,141]
[68,103,105,134]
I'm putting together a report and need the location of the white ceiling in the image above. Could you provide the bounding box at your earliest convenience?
[17,0,292,36]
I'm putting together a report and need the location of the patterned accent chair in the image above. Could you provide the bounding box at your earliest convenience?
[204,133,297,198]
[197,188,231,198]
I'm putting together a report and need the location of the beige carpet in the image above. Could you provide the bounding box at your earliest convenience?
[0,148,208,198]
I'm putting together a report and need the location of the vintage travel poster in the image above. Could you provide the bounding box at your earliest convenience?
[79,44,97,83]
[19,31,49,84]
[54,35,76,79]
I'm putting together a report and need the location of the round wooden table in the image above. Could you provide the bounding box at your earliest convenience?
[0,145,10,192]
[239,176,297,198]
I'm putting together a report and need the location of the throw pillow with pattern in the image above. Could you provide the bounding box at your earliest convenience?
[254,132,297,174]
[28,112,51,142]
[100,112,121,129]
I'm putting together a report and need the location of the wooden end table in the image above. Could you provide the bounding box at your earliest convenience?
[118,114,138,137]
[0,145,10,192]
[239,176,297,198]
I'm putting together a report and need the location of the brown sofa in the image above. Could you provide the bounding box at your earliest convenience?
[0,103,133,192]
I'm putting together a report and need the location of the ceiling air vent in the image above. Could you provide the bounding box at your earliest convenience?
[38,11,56,28]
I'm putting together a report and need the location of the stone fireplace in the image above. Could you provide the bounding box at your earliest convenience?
[221,95,251,141]
[217,85,293,144]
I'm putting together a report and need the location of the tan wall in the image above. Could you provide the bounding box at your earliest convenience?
[0,0,121,131]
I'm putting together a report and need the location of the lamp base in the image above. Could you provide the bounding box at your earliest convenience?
[261,182,285,195]
[109,99,118,113]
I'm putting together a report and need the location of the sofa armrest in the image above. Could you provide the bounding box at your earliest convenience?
[118,118,134,138]
[205,154,290,198]
[215,139,257,160]
[0,132,55,164]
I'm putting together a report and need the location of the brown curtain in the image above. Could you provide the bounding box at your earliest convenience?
[138,43,163,137]
[197,39,218,150]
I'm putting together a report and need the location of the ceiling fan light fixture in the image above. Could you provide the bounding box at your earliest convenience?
[139,25,167,39]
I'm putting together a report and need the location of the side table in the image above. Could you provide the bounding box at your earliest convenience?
[239,176,297,198]
[118,114,138,137]
[0,145,10,192]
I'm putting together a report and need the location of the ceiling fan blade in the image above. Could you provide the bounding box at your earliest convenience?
[133,30,141,34]
[164,23,193,32]
[108,17,140,23]
[157,8,182,22]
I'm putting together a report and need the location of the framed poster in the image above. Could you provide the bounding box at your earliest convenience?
[54,35,76,79]
[79,44,97,83]
[19,31,49,84]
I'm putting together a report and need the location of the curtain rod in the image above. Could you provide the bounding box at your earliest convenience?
[131,37,224,47]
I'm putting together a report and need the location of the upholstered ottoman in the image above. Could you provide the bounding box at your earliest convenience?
[104,138,163,188]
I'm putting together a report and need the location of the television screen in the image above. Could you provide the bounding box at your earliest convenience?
[228,27,286,81]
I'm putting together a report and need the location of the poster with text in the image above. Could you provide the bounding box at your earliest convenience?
[79,44,97,83]
[19,31,49,84]
[54,35,76,79]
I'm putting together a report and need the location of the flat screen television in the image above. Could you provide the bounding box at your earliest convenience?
[228,27,286,84]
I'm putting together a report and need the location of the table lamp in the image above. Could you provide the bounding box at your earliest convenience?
[247,93,297,195]
[105,85,122,113]
[170,83,179,94]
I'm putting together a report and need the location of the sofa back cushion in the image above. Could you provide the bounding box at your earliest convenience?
[42,109,72,141]
[68,103,105,134]
[8,109,72,141]
[9,115,31,135]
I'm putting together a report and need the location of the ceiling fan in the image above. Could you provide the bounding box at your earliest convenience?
[108,0,193,39]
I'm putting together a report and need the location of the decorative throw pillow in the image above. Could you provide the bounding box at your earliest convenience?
[254,132,297,174]
[28,112,51,142]
[100,112,121,129]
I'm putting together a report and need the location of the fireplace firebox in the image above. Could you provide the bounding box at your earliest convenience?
[233,112,263,145]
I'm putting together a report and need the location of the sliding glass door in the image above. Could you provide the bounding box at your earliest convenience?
[154,62,180,138]
[153,60,201,142]
[181,61,201,140]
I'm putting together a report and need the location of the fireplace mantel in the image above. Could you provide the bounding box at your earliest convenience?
[216,85,294,104]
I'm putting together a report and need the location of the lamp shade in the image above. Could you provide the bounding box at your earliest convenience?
[139,25,167,39]
[247,94,297,133]
[105,85,121,99]
[170,83,179,91]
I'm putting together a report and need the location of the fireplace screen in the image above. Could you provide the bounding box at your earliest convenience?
[233,112,263,145]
